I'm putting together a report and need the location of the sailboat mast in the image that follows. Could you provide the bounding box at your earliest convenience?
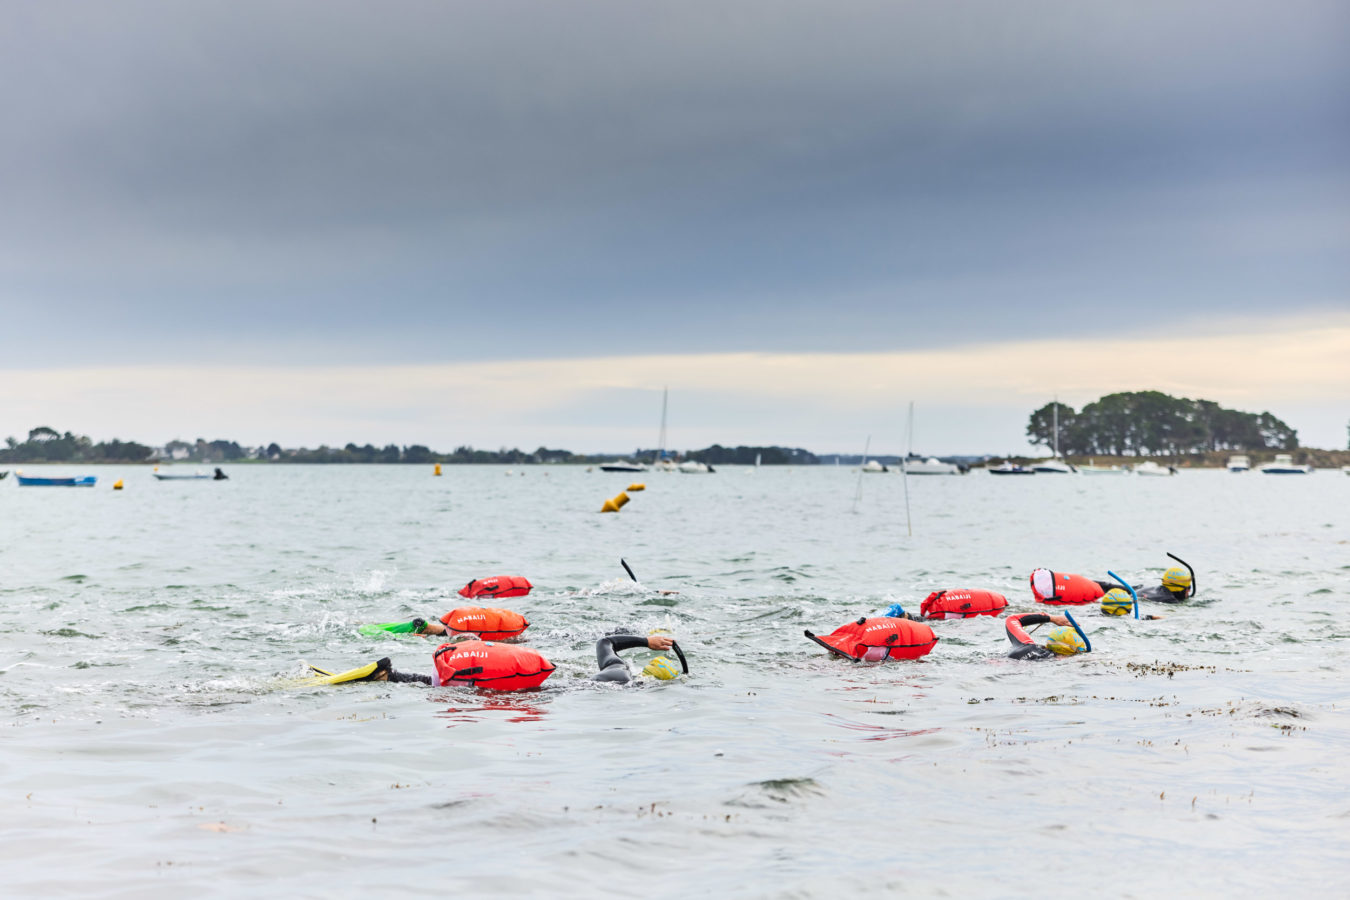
[657,387,668,461]
[1053,395,1059,458]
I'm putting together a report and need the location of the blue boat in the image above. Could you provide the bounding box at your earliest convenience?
[15,474,98,487]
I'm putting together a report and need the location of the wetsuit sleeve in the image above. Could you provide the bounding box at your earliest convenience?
[1006,613,1054,660]
[386,669,432,685]
[592,634,648,683]
[1140,585,1186,604]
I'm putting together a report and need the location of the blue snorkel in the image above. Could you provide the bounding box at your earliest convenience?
[1063,610,1092,652]
[1107,570,1139,619]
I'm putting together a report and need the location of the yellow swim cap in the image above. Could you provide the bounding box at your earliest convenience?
[641,657,679,680]
[1161,566,1191,591]
[1101,588,1133,616]
[1045,626,1087,656]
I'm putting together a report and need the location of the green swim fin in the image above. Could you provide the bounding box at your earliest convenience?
[358,618,427,636]
[290,658,391,686]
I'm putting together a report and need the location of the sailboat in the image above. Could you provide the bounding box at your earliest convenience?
[901,402,960,474]
[651,387,677,472]
[1031,399,1075,474]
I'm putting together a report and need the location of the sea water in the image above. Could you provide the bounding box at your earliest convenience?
[1,465,1347,897]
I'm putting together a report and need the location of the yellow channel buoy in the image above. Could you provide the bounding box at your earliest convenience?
[627,483,645,492]
[433,463,442,476]
[113,480,124,490]
[600,491,631,513]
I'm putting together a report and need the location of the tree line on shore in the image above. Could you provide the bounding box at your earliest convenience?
[0,426,815,466]
[1027,391,1300,456]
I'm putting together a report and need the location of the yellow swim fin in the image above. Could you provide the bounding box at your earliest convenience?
[289,658,390,687]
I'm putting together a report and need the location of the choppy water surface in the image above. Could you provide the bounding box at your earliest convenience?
[2,465,1347,897]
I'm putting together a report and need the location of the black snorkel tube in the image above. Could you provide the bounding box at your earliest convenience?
[1108,569,1140,620]
[623,559,687,675]
[1167,552,1196,598]
[670,640,689,675]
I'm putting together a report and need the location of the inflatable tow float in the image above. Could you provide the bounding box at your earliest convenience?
[459,575,532,600]
[920,589,1008,619]
[440,607,529,641]
[433,640,555,691]
[804,617,938,661]
[1029,568,1105,605]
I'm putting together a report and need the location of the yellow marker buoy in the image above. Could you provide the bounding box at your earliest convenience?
[113,479,124,490]
[433,463,442,476]
[600,491,631,513]
[627,483,645,492]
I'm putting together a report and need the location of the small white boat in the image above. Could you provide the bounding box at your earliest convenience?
[902,456,961,475]
[987,462,1034,475]
[1258,454,1311,474]
[599,460,647,473]
[1133,461,1176,476]
[677,460,712,474]
[860,460,888,473]
[1030,458,1075,474]
[1342,465,1350,476]
[1078,460,1127,475]
[1226,455,1251,472]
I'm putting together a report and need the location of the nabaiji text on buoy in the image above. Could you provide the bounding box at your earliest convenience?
[432,640,555,691]
[804,617,938,661]
[920,589,1008,619]
[458,575,532,600]
[440,607,529,641]
[1029,568,1104,605]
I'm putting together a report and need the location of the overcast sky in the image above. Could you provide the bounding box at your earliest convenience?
[2,1,1346,452]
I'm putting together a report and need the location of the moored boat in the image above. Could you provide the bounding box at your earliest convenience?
[1030,458,1075,474]
[16,472,97,487]
[1078,460,1127,475]
[987,462,1034,475]
[677,460,713,474]
[860,459,888,473]
[1226,455,1251,472]
[902,456,961,475]
[599,460,647,473]
[1257,454,1311,474]
[1132,461,1176,476]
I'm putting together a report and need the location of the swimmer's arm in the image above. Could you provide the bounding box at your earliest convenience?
[419,619,447,635]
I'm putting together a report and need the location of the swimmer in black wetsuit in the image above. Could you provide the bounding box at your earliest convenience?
[592,633,681,683]
[1093,564,1194,604]
[1005,613,1086,660]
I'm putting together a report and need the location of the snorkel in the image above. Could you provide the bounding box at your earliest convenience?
[670,640,689,675]
[1167,552,1196,598]
[1063,610,1091,653]
[1107,570,1140,620]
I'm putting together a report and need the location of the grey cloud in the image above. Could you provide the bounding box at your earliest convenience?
[1,1,1346,365]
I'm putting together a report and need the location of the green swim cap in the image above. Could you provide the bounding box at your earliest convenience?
[1046,626,1086,656]
[641,657,679,680]
[1101,589,1133,616]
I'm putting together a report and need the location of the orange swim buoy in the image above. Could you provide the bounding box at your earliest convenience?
[458,575,532,600]
[1029,568,1105,605]
[920,589,1009,619]
[804,617,938,661]
[440,607,529,642]
[432,640,555,691]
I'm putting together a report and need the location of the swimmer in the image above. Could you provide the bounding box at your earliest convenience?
[1005,612,1088,660]
[213,467,228,480]
[309,635,556,691]
[872,602,925,622]
[592,632,686,683]
[1100,588,1164,619]
[1093,559,1195,604]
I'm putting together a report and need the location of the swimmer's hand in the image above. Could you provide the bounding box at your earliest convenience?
[647,635,675,651]
[1048,615,1071,627]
